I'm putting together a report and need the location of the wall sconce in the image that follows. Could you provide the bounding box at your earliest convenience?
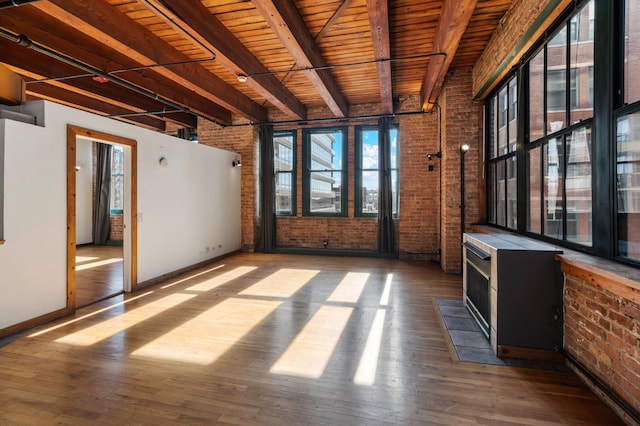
[159,156,168,167]
[461,144,470,153]
[75,165,81,172]
[232,159,242,167]
[460,143,470,238]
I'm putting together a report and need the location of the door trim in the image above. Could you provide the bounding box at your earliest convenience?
[66,125,138,309]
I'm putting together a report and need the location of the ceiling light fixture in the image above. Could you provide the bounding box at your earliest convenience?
[237,74,248,83]
[92,76,109,83]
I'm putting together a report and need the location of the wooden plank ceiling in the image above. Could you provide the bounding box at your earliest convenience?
[0,0,513,132]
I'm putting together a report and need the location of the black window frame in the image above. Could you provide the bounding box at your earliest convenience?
[302,127,348,217]
[354,124,400,218]
[274,130,297,216]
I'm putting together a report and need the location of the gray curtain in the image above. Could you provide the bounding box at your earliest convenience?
[257,124,276,251]
[93,143,112,244]
[378,117,395,253]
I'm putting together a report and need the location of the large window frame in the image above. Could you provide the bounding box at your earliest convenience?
[354,124,399,218]
[274,130,296,216]
[302,127,347,217]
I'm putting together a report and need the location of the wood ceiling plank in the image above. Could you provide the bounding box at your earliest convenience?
[147,0,306,120]
[420,0,479,111]
[367,0,393,114]
[252,0,349,117]
[31,0,267,123]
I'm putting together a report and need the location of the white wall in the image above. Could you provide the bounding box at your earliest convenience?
[76,139,93,245]
[0,101,241,330]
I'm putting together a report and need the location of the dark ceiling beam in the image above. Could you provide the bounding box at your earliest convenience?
[26,83,168,131]
[0,37,197,128]
[420,0,479,112]
[148,0,306,121]
[252,0,349,117]
[366,0,393,114]
[32,0,267,123]
[0,6,232,125]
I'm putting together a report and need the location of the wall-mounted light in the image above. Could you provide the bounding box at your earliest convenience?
[427,151,442,161]
[159,156,168,167]
[232,159,242,167]
[75,165,81,172]
[461,144,470,152]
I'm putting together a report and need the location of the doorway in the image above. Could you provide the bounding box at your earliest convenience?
[67,126,138,309]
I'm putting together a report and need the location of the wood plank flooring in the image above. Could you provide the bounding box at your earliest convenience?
[0,253,624,425]
[75,244,124,308]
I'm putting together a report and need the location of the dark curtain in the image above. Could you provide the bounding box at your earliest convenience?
[378,117,395,253]
[93,142,112,244]
[257,124,276,251]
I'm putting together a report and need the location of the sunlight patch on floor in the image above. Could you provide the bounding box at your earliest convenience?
[55,293,195,346]
[28,291,155,338]
[270,305,353,378]
[239,268,319,298]
[380,273,393,306]
[327,272,369,303]
[161,264,226,289]
[132,297,281,365]
[75,257,123,271]
[354,309,386,386]
[75,256,99,263]
[187,266,257,292]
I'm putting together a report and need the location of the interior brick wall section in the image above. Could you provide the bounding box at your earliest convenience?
[109,214,123,241]
[564,273,640,414]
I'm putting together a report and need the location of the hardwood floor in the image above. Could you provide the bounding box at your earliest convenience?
[75,244,124,308]
[0,253,624,425]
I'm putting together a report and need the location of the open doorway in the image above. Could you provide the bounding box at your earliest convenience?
[67,126,138,310]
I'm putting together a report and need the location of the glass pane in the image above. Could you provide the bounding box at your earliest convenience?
[390,127,399,168]
[625,0,640,103]
[496,160,506,227]
[506,155,517,229]
[361,129,378,169]
[274,133,294,172]
[570,1,594,124]
[617,113,640,260]
[392,169,399,215]
[488,96,498,159]
[310,132,342,170]
[488,162,497,224]
[110,146,124,212]
[544,138,564,238]
[309,171,342,213]
[498,86,508,156]
[528,146,542,233]
[529,49,545,142]
[508,78,518,152]
[361,171,379,214]
[566,126,592,246]
[275,172,292,214]
[547,29,567,133]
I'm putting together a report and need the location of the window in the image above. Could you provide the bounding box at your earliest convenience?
[274,131,296,215]
[110,145,124,214]
[487,0,594,248]
[487,75,518,230]
[302,127,347,216]
[355,125,399,217]
[0,136,3,243]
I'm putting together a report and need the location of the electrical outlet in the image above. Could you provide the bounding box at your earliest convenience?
[322,240,328,248]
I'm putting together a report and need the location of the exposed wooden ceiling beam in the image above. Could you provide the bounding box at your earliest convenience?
[26,83,168,131]
[0,38,197,129]
[32,0,267,123]
[367,0,393,114]
[147,0,306,121]
[0,6,232,125]
[252,0,349,117]
[420,0,479,112]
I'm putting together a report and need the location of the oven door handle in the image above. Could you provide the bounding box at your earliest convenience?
[462,242,490,260]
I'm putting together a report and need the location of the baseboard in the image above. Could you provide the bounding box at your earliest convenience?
[498,345,565,362]
[0,306,74,340]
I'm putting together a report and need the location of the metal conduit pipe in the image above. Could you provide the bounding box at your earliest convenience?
[0,29,199,120]
[0,0,42,10]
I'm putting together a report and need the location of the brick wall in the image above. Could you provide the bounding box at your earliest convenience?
[109,213,123,241]
[440,68,481,273]
[197,75,480,270]
[564,272,640,415]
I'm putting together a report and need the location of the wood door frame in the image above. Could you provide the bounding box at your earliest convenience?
[66,125,138,309]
